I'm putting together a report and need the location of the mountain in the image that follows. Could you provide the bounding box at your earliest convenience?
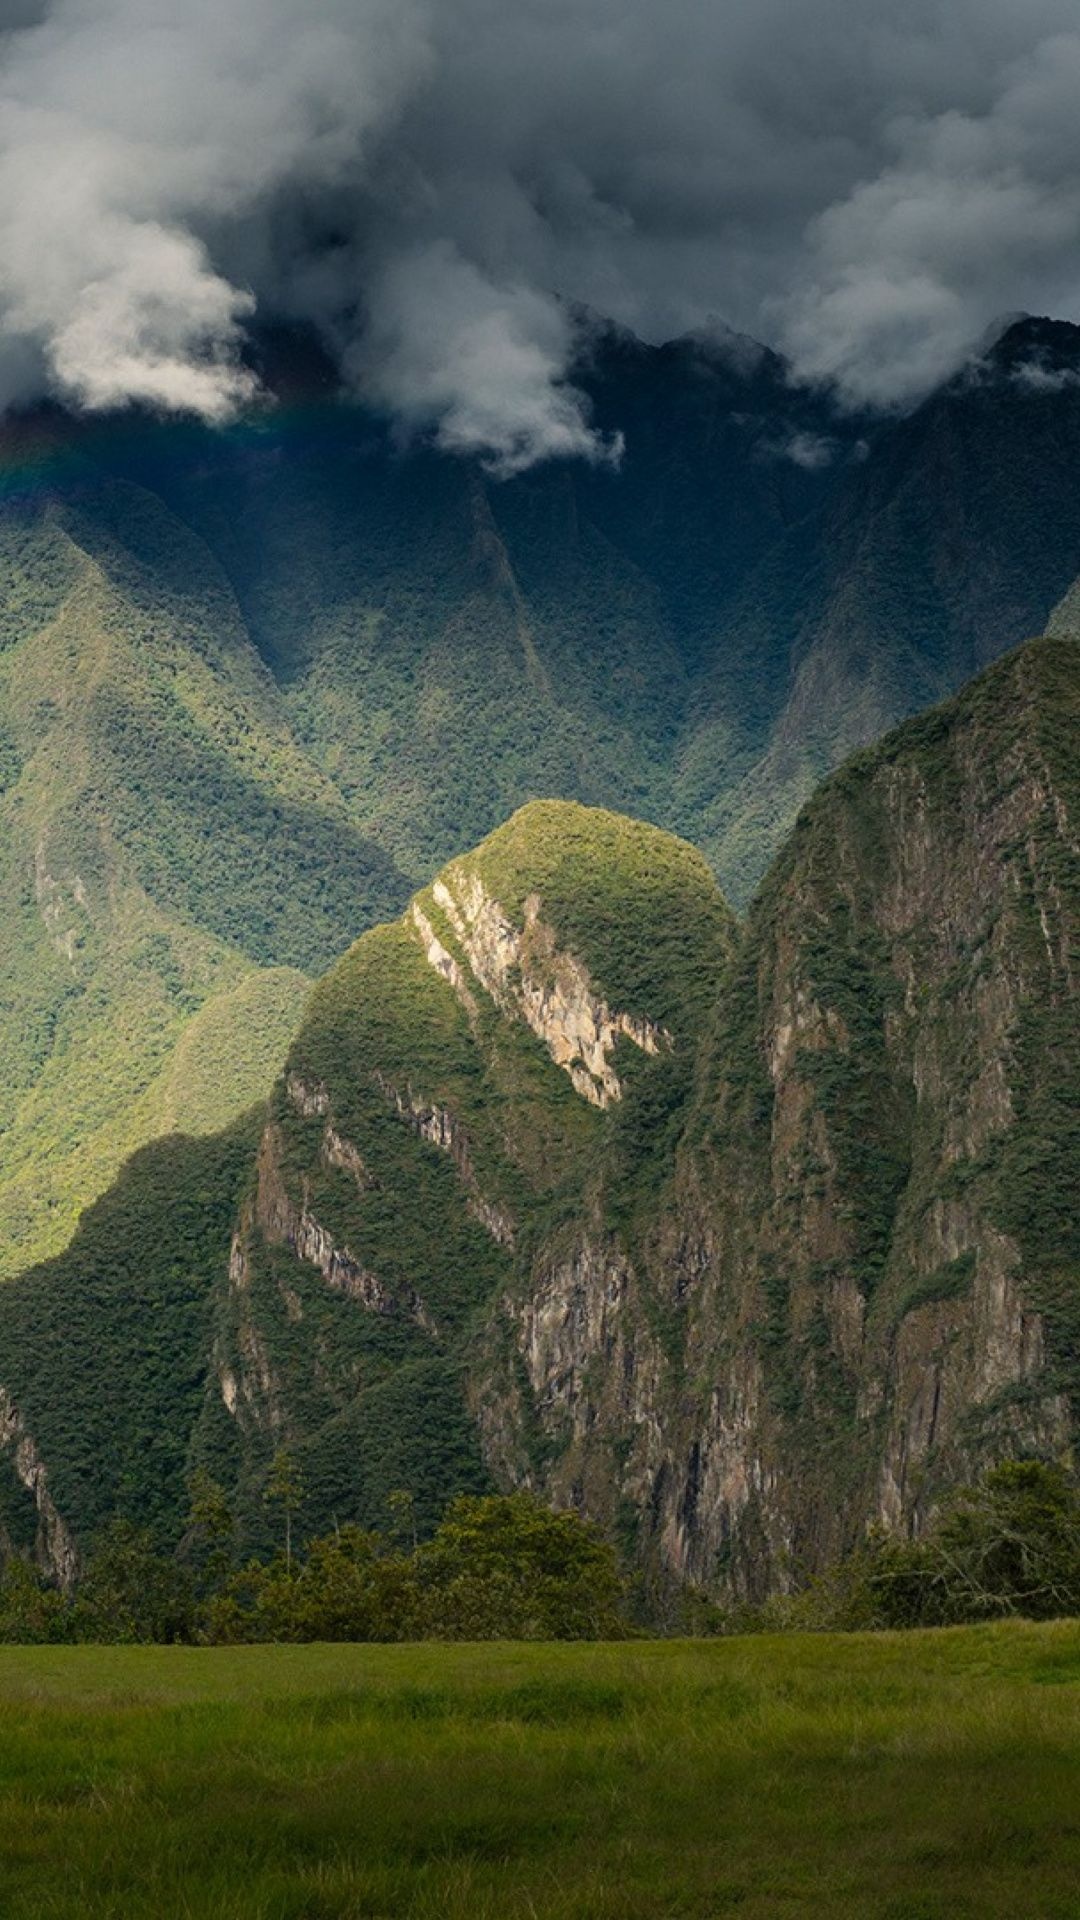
[1,633,1075,1595]
[0,322,849,1271]
[680,315,1080,899]
[0,802,734,1566]
[3,312,1080,1305]
[652,628,1079,1589]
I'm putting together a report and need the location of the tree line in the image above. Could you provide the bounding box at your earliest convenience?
[0,1470,626,1644]
[0,1457,1077,1643]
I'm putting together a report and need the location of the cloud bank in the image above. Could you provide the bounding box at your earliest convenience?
[1,0,1080,462]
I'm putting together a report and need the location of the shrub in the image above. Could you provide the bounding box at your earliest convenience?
[414,1494,627,1640]
[206,1527,419,1644]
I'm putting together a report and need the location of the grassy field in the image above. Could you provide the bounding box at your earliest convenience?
[0,1624,1077,1918]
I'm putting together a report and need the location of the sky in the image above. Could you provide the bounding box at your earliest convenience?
[1,0,1079,469]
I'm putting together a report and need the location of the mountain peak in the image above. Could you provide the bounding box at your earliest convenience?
[980,314,1080,388]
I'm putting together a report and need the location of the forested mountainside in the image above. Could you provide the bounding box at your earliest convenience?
[0,467,408,1274]
[84,313,1080,899]
[1,635,1074,1598]
[3,312,1080,1276]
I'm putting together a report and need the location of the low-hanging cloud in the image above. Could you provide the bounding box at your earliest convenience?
[2,0,1080,464]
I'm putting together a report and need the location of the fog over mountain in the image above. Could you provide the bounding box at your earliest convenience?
[1,0,1080,466]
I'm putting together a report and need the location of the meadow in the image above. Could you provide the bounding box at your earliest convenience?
[0,1623,1077,1917]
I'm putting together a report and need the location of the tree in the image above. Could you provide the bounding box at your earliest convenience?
[184,1468,234,1594]
[415,1493,627,1639]
[205,1527,418,1644]
[264,1448,304,1572]
[387,1487,419,1553]
[285,1526,416,1641]
[842,1460,1080,1629]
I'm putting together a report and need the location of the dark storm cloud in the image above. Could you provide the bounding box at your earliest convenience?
[0,0,1079,465]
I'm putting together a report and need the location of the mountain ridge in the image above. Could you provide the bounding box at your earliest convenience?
[0,631,1074,1598]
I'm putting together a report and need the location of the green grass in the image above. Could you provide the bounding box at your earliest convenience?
[0,1623,1076,1916]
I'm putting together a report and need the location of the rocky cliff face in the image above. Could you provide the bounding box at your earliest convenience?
[632,633,1079,1592]
[1,640,1075,1594]
[506,640,1077,1596]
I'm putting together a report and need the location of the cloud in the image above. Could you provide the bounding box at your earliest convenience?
[776,431,839,471]
[347,242,621,474]
[1,0,1080,461]
[775,27,1080,404]
[1009,357,1080,393]
[0,0,431,417]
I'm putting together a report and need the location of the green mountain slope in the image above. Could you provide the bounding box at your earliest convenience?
[0,803,733,1558]
[206,802,735,1547]
[0,637,1074,1594]
[0,472,410,1274]
[0,1122,259,1564]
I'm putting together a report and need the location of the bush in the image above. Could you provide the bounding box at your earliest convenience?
[68,1521,195,1644]
[0,1557,70,1644]
[857,1461,1080,1627]
[785,1461,1080,1632]
[414,1494,627,1640]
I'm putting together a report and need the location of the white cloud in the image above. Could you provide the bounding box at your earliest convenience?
[349,242,622,474]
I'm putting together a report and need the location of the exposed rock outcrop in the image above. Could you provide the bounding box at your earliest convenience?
[376,1073,515,1247]
[0,1389,79,1587]
[426,871,669,1107]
